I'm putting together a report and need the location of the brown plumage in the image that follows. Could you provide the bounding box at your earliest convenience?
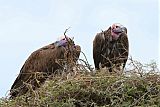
[10,37,81,98]
[93,23,129,72]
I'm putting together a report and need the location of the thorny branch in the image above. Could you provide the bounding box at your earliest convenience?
[79,51,93,71]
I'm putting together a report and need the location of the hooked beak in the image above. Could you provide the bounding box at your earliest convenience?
[113,26,126,34]
[121,27,127,34]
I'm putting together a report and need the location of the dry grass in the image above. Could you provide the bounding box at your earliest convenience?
[0,58,160,107]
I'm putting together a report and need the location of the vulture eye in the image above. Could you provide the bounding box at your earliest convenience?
[116,26,118,28]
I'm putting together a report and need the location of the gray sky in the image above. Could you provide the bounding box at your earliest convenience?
[0,0,159,97]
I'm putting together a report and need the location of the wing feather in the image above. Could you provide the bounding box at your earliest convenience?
[93,33,105,69]
[10,43,58,97]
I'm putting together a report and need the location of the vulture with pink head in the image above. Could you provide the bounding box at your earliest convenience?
[10,36,81,98]
[93,23,129,72]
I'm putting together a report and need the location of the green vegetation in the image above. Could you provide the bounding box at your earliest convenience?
[0,60,160,107]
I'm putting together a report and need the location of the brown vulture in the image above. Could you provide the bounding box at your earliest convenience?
[93,23,129,72]
[10,36,81,98]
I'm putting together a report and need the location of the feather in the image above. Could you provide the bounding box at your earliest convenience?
[10,38,81,98]
[93,24,129,73]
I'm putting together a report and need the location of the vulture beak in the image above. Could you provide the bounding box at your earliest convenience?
[113,26,126,34]
[121,27,127,34]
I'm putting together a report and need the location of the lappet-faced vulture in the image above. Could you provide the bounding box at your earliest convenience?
[10,36,81,98]
[93,23,129,72]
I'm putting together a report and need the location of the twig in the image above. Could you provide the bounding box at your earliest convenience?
[64,27,71,37]
[80,51,93,71]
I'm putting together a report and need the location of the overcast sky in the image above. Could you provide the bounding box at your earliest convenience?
[0,0,159,97]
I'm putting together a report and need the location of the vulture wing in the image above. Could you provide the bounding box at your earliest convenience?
[93,33,105,69]
[10,43,66,97]
[119,33,129,68]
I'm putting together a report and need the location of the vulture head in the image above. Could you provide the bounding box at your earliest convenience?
[55,36,75,47]
[111,23,127,40]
